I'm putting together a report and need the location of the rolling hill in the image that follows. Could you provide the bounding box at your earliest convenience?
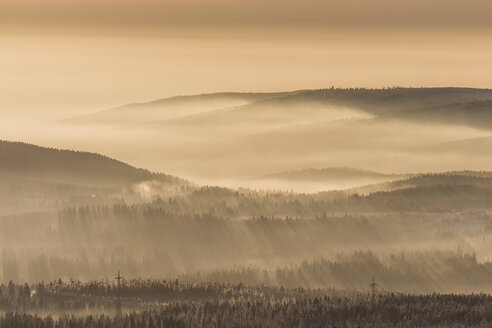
[0,140,189,215]
[0,140,184,187]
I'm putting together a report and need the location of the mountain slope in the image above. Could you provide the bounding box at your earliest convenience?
[0,140,184,187]
[0,140,190,215]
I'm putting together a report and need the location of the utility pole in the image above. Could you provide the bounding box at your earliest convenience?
[114,270,124,318]
[369,276,377,307]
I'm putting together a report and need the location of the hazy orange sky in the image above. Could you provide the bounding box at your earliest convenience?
[1,0,492,119]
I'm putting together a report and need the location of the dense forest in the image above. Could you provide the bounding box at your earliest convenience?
[5,0,492,321]
[0,140,189,215]
[2,141,492,291]
[2,201,492,292]
[1,281,492,327]
[3,137,492,325]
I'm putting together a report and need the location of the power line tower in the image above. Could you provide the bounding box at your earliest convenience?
[114,270,124,318]
[369,276,377,307]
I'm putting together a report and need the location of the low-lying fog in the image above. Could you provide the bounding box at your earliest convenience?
[1,91,491,193]
[2,89,492,293]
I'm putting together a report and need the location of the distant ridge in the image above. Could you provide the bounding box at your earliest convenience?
[65,87,492,131]
[350,170,492,195]
[263,167,405,181]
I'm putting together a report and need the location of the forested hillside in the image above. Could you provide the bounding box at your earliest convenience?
[0,140,189,215]
[0,140,183,186]
[3,162,492,288]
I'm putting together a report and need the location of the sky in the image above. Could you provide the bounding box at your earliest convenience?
[1,0,492,120]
